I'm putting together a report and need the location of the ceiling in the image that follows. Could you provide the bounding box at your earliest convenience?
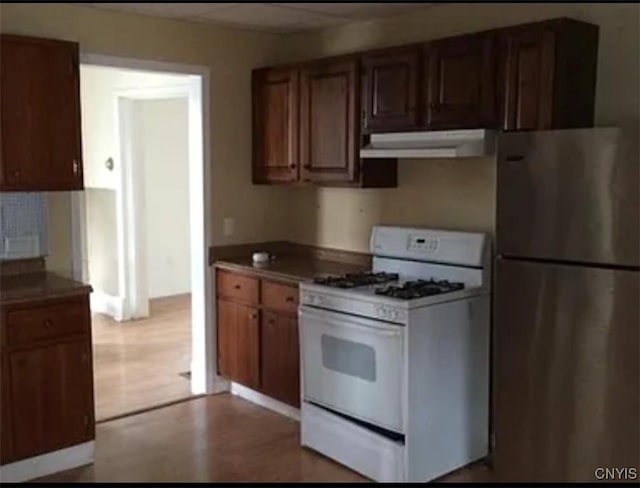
[79,2,436,34]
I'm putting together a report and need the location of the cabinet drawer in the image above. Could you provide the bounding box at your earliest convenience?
[5,298,90,347]
[217,270,259,304]
[262,281,298,314]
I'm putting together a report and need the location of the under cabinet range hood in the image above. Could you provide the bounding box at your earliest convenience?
[360,129,496,159]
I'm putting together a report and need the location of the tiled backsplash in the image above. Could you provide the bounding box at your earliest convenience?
[0,192,48,260]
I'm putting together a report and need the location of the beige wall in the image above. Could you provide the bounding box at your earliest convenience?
[0,2,292,272]
[281,2,640,252]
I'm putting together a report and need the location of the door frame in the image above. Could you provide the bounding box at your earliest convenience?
[71,53,218,395]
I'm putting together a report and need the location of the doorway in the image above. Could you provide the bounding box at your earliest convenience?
[72,57,214,421]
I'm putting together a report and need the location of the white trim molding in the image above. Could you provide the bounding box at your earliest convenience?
[76,52,216,396]
[0,441,94,483]
[231,382,301,422]
[89,291,125,321]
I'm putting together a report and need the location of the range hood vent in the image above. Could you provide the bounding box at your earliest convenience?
[360,129,496,159]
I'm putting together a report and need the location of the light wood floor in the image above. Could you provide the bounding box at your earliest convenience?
[38,394,492,483]
[92,294,193,421]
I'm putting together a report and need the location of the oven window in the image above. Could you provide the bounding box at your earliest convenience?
[321,334,376,382]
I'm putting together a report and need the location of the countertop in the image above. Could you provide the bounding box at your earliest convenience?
[214,256,368,284]
[0,272,92,306]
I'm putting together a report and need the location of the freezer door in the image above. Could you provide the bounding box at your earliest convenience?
[496,127,639,266]
[494,258,639,482]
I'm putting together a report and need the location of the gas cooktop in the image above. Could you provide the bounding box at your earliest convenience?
[374,278,465,299]
[313,272,399,289]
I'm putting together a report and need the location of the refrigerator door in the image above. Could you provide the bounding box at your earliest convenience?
[494,258,639,482]
[496,127,639,266]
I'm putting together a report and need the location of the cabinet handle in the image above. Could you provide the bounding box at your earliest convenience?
[285,296,295,303]
[72,159,79,175]
[234,284,241,290]
[303,164,311,170]
[44,319,53,328]
[289,164,297,169]
[250,313,258,320]
[83,414,90,428]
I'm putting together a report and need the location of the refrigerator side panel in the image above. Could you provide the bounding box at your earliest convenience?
[494,258,639,482]
[496,128,639,266]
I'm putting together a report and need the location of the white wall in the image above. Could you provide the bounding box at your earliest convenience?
[138,97,191,299]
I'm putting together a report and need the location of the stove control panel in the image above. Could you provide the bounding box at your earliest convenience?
[408,235,439,253]
[375,304,402,322]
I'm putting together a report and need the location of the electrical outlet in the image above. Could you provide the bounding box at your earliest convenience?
[223,217,235,237]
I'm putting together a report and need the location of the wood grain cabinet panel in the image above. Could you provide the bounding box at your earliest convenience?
[424,33,497,129]
[498,19,598,131]
[217,270,259,305]
[0,34,83,191]
[216,298,261,389]
[362,46,420,132]
[8,340,94,460]
[300,58,359,184]
[261,281,298,315]
[261,311,300,407]
[1,294,95,465]
[252,67,299,183]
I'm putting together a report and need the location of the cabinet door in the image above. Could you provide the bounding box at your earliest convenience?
[424,33,497,129]
[499,26,555,131]
[261,311,300,407]
[8,340,94,461]
[300,58,359,184]
[0,35,83,191]
[252,67,299,183]
[362,47,420,132]
[216,299,260,389]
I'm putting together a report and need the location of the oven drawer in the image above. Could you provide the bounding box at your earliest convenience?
[300,306,405,433]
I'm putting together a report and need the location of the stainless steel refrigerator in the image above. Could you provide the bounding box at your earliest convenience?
[494,127,639,482]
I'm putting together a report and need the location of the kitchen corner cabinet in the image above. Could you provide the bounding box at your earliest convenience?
[499,19,599,131]
[216,269,300,407]
[424,33,497,130]
[0,34,84,191]
[252,67,299,184]
[362,46,421,132]
[0,295,95,465]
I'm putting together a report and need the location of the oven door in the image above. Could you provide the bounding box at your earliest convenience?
[300,306,405,433]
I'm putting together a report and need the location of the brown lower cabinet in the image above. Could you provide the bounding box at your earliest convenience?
[216,269,300,408]
[0,294,95,465]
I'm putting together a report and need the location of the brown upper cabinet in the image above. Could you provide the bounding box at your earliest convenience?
[251,18,598,186]
[499,19,599,131]
[300,57,359,184]
[0,34,84,191]
[252,67,299,184]
[424,33,497,130]
[362,46,421,132]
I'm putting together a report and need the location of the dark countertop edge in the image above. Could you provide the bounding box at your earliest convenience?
[0,272,93,306]
[214,260,307,285]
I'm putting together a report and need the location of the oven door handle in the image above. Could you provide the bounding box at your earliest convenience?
[323,320,402,337]
[300,308,402,337]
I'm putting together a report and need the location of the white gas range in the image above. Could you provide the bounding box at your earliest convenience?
[299,226,491,482]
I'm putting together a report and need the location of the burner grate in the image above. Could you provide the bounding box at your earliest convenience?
[313,271,399,289]
[375,278,464,299]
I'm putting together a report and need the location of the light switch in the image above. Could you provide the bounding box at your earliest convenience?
[223,217,235,237]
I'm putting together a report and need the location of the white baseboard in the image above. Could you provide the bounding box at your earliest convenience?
[0,441,94,483]
[231,382,300,421]
[90,291,125,321]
